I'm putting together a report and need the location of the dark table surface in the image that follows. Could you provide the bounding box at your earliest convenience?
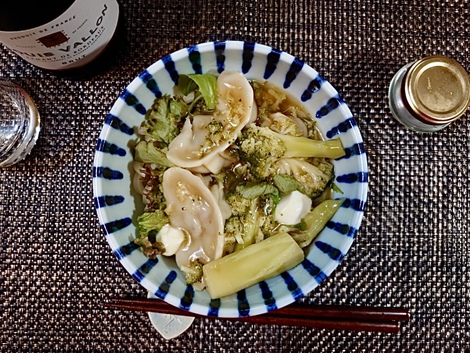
[1,1,469,352]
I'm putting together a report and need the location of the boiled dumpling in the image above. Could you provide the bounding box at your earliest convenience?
[167,71,255,174]
[162,167,225,268]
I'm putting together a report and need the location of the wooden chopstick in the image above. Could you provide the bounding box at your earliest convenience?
[103,297,409,333]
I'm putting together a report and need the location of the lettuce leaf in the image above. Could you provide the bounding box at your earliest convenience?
[178,74,217,110]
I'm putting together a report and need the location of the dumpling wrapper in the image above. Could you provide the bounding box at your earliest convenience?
[162,167,225,268]
[167,71,256,174]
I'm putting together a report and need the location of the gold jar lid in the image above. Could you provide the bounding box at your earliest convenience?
[404,55,470,125]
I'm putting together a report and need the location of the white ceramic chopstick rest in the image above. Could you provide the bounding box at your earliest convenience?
[147,292,194,340]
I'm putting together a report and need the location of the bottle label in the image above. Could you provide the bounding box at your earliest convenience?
[0,0,119,70]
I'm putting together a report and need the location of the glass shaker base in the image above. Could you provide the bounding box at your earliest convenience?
[0,80,41,167]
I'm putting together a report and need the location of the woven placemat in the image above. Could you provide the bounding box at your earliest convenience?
[1,0,469,351]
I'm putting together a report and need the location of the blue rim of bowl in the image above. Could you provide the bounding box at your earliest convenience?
[93,41,368,318]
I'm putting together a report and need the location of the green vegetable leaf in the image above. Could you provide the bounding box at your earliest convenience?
[270,193,281,205]
[236,182,279,199]
[178,74,217,110]
[273,174,304,195]
[177,75,198,95]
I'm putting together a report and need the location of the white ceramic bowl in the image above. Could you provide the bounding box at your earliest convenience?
[93,41,368,318]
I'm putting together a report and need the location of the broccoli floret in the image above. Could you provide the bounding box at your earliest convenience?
[238,124,345,162]
[136,210,169,238]
[225,202,262,251]
[204,119,238,151]
[226,193,253,216]
[257,194,280,234]
[181,259,204,285]
[237,125,287,180]
[138,95,187,145]
[225,190,262,251]
[134,210,169,258]
[222,196,276,255]
[237,125,345,180]
[224,216,246,244]
[134,141,174,168]
[275,158,334,199]
[224,189,257,250]
[224,182,281,252]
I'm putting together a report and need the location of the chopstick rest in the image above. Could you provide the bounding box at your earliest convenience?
[103,297,409,334]
[146,292,194,340]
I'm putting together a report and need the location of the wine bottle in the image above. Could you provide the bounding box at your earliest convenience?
[0,0,122,77]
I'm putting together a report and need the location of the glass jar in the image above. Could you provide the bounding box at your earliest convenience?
[0,79,40,167]
[388,55,470,133]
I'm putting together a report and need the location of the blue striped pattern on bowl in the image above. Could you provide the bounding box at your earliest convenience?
[92,41,368,318]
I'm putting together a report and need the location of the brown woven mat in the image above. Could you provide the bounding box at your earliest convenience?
[1,0,469,351]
